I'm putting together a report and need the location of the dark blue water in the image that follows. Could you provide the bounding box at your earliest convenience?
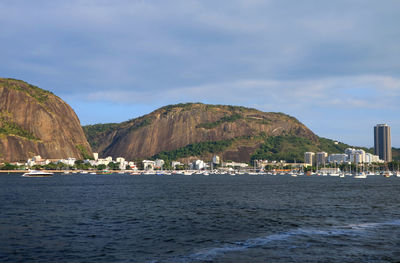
[1,174,400,262]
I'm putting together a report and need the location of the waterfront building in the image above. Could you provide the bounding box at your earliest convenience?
[365,153,381,164]
[142,160,156,170]
[224,162,249,168]
[304,152,315,166]
[374,124,392,162]
[58,157,76,166]
[93,152,98,161]
[96,158,111,166]
[192,160,206,170]
[212,155,221,164]
[328,154,348,164]
[128,161,137,170]
[172,161,183,169]
[316,152,328,166]
[116,157,125,164]
[116,157,128,170]
[155,159,165,169]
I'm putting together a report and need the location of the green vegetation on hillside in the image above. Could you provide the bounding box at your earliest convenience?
[153,139,234,162]
[250,136,315,162]
[250,135,373,163]
[127,116,154,132]
[82,123,120,150]
[196,113,243,129]
[0,78,53,103]
[392,147,400,161]
[0,115,38,141]
[76,144,93,160]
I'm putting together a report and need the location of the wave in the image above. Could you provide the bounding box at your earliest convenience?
[178,219,400,262]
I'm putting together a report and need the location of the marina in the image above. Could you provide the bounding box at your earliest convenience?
[1,172,399,262]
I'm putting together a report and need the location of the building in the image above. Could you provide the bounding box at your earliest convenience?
[128,161,137,170]
[212,155,221,165]
[172,161,183,169]
[192,160,207,170]
[304,152,315,166]
[155,159,165,169]
[142,160,155,170]
[374,124,392,162]
[224,162,249,168]
[58,157,76,166]
[349,149,365,163]
[316,152,328,166]
[328,154,348,164]
[93,153,99,161]
[365,153,381,164]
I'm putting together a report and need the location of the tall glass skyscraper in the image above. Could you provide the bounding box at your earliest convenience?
[374,124,392,162]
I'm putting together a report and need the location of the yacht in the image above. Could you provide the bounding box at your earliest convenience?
[354,172,367,179]
[22,170,53,177]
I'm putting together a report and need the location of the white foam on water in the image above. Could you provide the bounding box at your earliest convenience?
[181,219,400,262]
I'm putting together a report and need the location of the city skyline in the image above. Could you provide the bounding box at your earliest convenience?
[0,1,399,147]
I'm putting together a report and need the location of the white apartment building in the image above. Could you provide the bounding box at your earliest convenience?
[155,159,165,169]
[192,160,207,170]
[142,160,155,170]
[224,162,249,168]
[316,152,328,166]
[304,152,315,166]
[58,158,76,166]
[328,154,348,163]
[171,161,183,169]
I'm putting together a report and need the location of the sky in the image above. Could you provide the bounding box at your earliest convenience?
[1,0,399,147]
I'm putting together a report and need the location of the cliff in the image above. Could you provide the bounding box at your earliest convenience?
[84,103,319,162]
[0,78,92,162]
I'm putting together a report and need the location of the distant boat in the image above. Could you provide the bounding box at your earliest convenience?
[354,172,367,179]
[96,170,113,175]
[22,170,53,177]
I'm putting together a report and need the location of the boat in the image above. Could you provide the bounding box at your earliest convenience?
[354,172,367,179]
[383,171,392,178]
[22,170,53,177]
[96,170,113,175]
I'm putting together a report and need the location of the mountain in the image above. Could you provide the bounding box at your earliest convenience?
[84,103,331,163]
[0,78,92,162]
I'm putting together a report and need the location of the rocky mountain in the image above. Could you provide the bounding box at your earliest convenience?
[0,78,92,162]
[84,103,323,163]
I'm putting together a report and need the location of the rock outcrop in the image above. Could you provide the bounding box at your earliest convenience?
[0,78,92,162]
[84,103,318,161]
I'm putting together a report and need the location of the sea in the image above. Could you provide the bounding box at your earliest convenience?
[1,173,400,263]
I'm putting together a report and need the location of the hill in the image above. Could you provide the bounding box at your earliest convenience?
[0,78,92,162]
[83,103,354,163]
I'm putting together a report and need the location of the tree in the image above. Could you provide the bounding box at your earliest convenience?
[97,164,107,170]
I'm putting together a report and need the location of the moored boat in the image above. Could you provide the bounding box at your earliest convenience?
[22,170,53,177]
[354,172,367,179]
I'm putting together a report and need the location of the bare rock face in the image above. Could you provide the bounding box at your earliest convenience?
[0,78,92,162]
[84,103,318,161]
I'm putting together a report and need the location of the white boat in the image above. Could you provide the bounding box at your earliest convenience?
[22,170,53,177]
[354,172,367,179]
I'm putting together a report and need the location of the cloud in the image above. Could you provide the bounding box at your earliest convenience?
[1,0,400,146]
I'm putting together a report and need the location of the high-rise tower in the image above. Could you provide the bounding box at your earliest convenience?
[374,124,392,162]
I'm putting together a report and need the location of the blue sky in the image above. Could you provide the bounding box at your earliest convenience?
[1,0,399,147]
